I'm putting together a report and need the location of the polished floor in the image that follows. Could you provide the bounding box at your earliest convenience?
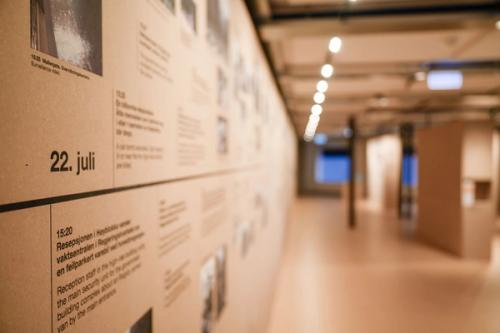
[268,198,500,333]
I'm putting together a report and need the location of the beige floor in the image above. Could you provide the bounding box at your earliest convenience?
[267,197,500,333]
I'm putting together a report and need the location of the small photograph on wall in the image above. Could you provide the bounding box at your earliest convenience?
[215,245,227,318]
[161,0,175,14]
[217,67,229,109]
[255,193,268,227]
[201,258,216,333]
[181,0,197,33]
[200,245,227,333]
[237,222,254,258]
[252,65,261,109]
[30,0,103,75]
[207,0,230,58]
[124,309,153,333]
[217,116,228,155]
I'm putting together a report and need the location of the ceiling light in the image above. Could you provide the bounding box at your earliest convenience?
[309,114,320,124]
[415,71,426,81]
[496,20,500,30]
[427,70,463,90]
[320,64,334,79]
[329,36,342,54]
[305,129,315,137]
[305,130,316,139]
[307,119,319,129]
[316,80,328,93]
[311,104,323,115]
[304,129,316,139]
[304,126,316,139]
[303,130,314,141]
[313,92,326,104]
[305,124,319,137]
[349,0,357,2]
[305,120,318,133]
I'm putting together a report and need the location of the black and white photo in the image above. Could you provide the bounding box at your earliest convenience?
[30,0,103,75]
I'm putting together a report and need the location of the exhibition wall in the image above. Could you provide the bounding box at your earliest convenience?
[0,1,297,333]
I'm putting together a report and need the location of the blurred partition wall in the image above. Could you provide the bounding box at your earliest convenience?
[366,134,402,212]
[0,1,297,332]
[417,122,496,260]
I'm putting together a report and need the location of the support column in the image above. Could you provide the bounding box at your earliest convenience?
[348,117,356,229]
[399,123,415,220]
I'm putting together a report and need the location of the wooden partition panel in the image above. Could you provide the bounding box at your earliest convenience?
[417,123,463,256]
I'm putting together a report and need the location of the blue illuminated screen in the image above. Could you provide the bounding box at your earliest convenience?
[402,154,418,187]
[315,151,351,184]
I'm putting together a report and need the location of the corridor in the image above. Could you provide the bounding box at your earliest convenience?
[2,1,500,332]
[268,198,500,333]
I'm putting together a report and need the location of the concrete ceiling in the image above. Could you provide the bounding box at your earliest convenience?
[247,0,500,137]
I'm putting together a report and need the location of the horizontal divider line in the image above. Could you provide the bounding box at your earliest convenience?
[0,165,259,214]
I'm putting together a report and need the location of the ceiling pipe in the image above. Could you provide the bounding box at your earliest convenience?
[268,2,500,21]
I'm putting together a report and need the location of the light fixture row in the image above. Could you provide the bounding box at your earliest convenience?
[305,17,500,141]
[304,36,342,141]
